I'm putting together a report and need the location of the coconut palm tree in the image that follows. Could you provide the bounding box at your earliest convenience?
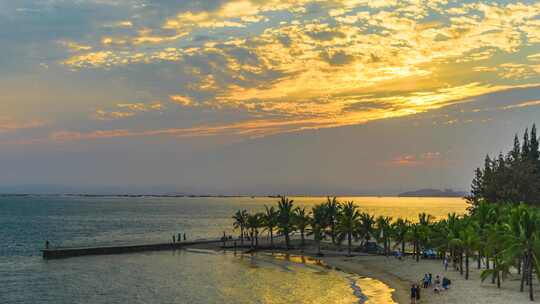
[232,209,248,245]
[310,204,327,256]
[501,204,540,300]
[336,201,360,256]
[481,222,508,288]
[277,196,295,250]
[407,223,423,262]
[376,216,393,256]
[294,207,310,248]
[457,220,481,280]
[358,212,375,248]
[262,206,278,248]
[392,218,410,255]
[246,213,263,249]
[471,200,492,269]
[325,197,340,244]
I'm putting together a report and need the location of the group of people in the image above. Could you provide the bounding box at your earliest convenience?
[172,233,186,243]
[411,273,451,303]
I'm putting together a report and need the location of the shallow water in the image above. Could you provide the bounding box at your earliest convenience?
[0,196,466,303]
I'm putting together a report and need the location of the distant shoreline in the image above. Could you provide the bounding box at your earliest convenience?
[0,193,467,198]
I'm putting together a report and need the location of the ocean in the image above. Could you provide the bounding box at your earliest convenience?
[0,195,467,303]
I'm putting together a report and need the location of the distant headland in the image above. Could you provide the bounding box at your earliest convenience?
[397,188,467,197]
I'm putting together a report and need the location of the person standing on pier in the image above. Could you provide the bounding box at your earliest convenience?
[183,233,186,241]
[172,235,176,243]
[178,233,182,243]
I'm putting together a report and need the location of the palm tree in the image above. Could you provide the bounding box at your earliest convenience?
[392,218,410,255]
[310,204,327,256]
[336,201,360,256]
[246,213,263,249]
[358,212,375,248]
[458,221,481,280]
[262,206,278,248]
[376,216,393,256]
[277,196,295,250]
[418,212,435,227]
[502,204,540,300]
[232,209,248,246]
[481,222,507,288]
[407,223,423,262]
[325,197,340,244]
[294,207,310,248]
[471,200,492,269]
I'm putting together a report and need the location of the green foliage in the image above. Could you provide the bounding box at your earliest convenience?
[468,124,540,207]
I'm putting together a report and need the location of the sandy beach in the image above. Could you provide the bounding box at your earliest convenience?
[321,252,540,304]
[193,238,540,304]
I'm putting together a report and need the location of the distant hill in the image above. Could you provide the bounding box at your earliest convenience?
[398,188,467,197]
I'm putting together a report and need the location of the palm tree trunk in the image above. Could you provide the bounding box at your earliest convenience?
[270,229,274,248]
[401,240,405,255]
[497,270,501,288]
[240,227,244,246]
[477,251,482,269]
[460,251,464,275]
[465,251,470,280]
[492,257,497,284]
[486,255,490,269]
[331,224,335,244]
[348,232,352,256]
[521,254,528,292]
[415,241,420,262]
[529,249,534,301]
[317,237,321,256]
[255,230,259,249]
[285,230,290,250]
[301,230,305,248]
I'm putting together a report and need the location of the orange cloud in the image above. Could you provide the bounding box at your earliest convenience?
[387,152,443,167]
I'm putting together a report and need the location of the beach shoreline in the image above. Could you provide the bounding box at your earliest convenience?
[191,239,540,304]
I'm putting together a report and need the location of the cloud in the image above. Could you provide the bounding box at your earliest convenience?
[93,102,165,120]
[170,95,197,107]
[387,152,443,167]
[0,118,45,133]
[501,99,540,110]
[12,0,540,140]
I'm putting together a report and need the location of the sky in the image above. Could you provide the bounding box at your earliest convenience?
[1,0,540,194]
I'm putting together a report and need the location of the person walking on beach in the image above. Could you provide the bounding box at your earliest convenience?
[410,284,418,304]
[422,274,429,288]
[444,257,449,271]
[428,273,432,286]
[434,275,441,293]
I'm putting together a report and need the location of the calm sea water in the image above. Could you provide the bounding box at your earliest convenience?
[0,196,466,303]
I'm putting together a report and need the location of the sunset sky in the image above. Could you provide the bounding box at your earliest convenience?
[2,0,540,194]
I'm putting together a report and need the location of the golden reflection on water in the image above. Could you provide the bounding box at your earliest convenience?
[219,252,362,304]
[226,253,398,304]
[357,277,397,304]
[289,196,468,221]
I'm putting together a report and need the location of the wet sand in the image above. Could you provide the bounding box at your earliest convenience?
[193,239,540,304]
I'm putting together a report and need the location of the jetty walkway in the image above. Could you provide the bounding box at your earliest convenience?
[42,239,227,259]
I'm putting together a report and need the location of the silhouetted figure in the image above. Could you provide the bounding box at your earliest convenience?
[410,284,417,304]
[173,235,176,243]
[45,240,50,249]
[183,233,186,241]
[178,233,182,242]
